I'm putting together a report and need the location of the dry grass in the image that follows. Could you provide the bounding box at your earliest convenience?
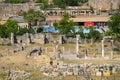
[0,42,120,80]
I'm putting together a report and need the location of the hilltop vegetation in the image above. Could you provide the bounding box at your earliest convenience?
[4,0,28,3]
[53,0,88,8]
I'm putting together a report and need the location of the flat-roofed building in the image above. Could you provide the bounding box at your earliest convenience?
[44,6,98,16]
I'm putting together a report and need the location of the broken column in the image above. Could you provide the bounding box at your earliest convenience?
[59,35,62,44]
[56,45,61,60]
[102,39,104,58]
[26,33,30,46]
[110,40,113,59]
[76,35,80,57]
[44,34,49,44]
[10,33,14,45]
[85,48,88,59]
[41,34,45,44]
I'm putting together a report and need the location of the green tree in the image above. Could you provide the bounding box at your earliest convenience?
[21,9,46,27]
[0,20,19,38]
[77,32,85,39]
[76,26,85,39]
[53,0,88,8]
[35,0,49,9]
[53,0,67,8]
[4,0,27,3]
[0,20,36,38]
[5,20,19,36]
[53,12,75,35]
[16,27,28,35]
[108,14,120,38]
[79,0,88,3]
[0,25,8,38]
[105,30,114,37]
[89,29,101,40]
[108,3,120,37]
[16,27,36,35]
[35,0,46,3]
[37,27,43,33]
[83,26,101,40]
[27,28,36,34]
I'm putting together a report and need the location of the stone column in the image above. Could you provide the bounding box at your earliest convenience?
[41,34,44,44]
[59,35,65,44]
[26,33,30,46]
[10,33,14,45]
[55,45,59,60]
[85,49,88,59]
[111,40,113,59]
[94,10,97,15]
[76,35,80,57]
[59,35,62,44]
[102,40,104,57]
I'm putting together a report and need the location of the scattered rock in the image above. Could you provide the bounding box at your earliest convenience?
[0,53,3,57]
[6,70,31,80]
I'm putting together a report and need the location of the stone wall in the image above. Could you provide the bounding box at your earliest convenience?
[0,38,10,45]
[0,33,81,45]
[0,3,42,19]
[89,0,120,10]
[0,3,29,18]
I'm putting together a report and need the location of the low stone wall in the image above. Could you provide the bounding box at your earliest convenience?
[0,33,83,45]
[0,38,10,45]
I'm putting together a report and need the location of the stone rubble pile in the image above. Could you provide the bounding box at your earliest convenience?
[40,63,119,77]
[6,70,31,80]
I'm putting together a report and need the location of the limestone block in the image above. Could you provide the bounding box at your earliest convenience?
[96,71,102,76]
[91,73,96,76]
[66,71,73,75]
[58,61,63,65]
[33,38,44,44]
[45,47,56,54]
[52,60,58,65]
[112,68,116,73]
[103,71,111,76]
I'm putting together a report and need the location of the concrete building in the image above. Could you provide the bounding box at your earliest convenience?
[46,15,110,27]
